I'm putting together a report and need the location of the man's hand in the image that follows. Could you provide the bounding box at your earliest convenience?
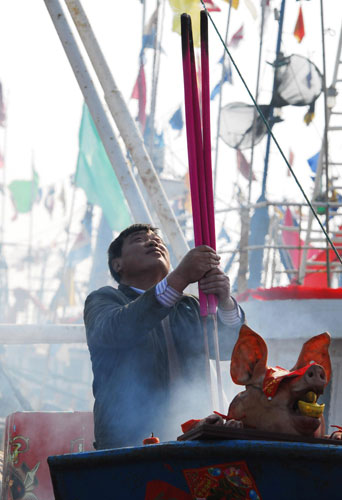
[167,245,220,293]
[199,267,236,311]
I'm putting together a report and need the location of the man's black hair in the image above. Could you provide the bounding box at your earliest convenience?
[107,223,158,283]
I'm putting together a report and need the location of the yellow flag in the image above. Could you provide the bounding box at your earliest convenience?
[304,110,314,126]
[168,0,202,47]
[223,0,240,9]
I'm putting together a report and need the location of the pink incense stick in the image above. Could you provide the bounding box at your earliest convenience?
[181,14,207,316]
[181,14,202,247]
[187,18,212,317]
[200,10,218,315]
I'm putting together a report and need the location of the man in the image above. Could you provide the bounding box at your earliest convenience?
[84,224,244,449]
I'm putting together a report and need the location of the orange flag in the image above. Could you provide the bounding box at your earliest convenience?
[294,6,305,43]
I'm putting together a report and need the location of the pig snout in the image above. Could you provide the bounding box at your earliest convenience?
[302,364,327,390]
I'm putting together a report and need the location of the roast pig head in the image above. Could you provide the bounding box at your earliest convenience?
[227,325,331,438]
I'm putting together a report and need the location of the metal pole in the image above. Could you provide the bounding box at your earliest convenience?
[320,0,331,287]
[260,0,286,198]
[64,0,189,261]
[43,0,153,226]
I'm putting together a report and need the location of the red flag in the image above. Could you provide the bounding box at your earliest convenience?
[131,64,147,132]
[237,149,256,181]
[203,0,221,12]
[288,149,294,176]
[228,25,244,48]
[289,149,294,167]
[294,7,305,43]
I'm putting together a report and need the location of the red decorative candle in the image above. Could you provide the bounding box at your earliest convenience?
[143,432,160,445]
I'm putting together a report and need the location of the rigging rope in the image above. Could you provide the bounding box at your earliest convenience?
[200,0,342,267]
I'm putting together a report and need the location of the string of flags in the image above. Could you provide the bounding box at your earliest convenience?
[210,22,245,100]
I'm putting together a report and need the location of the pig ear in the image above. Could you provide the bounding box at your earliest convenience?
[291,332,331,383]
[230,325,268,386]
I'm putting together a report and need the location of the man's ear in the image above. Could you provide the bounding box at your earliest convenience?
[112,258,122,274]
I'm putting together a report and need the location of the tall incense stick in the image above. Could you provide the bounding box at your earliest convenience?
[181,14,208,317]
[181,12,224,411]
[201,10,223,411]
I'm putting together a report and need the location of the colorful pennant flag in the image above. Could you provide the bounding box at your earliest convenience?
[294,6,305,43]
[289,149,294,166]
[169,106,184,130]
[210,60,233,100]
[143,9,158,50]
[223,0,239,9]
[244,0,258,19]
[8,170,39,214]
[228,25,244,48]
[203,0,220,11]
[304,101,315,125]
[75,105,132,232]
[236,149,256,181]
[288,149,294,176]
[131,63,147,132]
[307,151,320,174]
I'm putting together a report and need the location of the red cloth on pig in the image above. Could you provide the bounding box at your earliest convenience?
[181,419,201,433]
[263,361,317,398]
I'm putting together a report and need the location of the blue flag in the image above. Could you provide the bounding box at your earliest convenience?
[307,152,320,173]
[210,62,233,100]
[169,107,184,131]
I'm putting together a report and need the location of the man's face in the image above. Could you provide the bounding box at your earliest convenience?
[114,230,170,285]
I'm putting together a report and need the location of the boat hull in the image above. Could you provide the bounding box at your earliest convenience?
[48,439,342,499]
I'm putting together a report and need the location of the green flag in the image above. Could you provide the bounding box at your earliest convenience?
[9,170,39,213]
[75,105,132,231]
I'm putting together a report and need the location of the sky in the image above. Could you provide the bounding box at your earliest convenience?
[0,0,342,314]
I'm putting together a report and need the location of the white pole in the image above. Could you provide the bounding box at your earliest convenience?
[43,0,153,225]
[64,0,189,261]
